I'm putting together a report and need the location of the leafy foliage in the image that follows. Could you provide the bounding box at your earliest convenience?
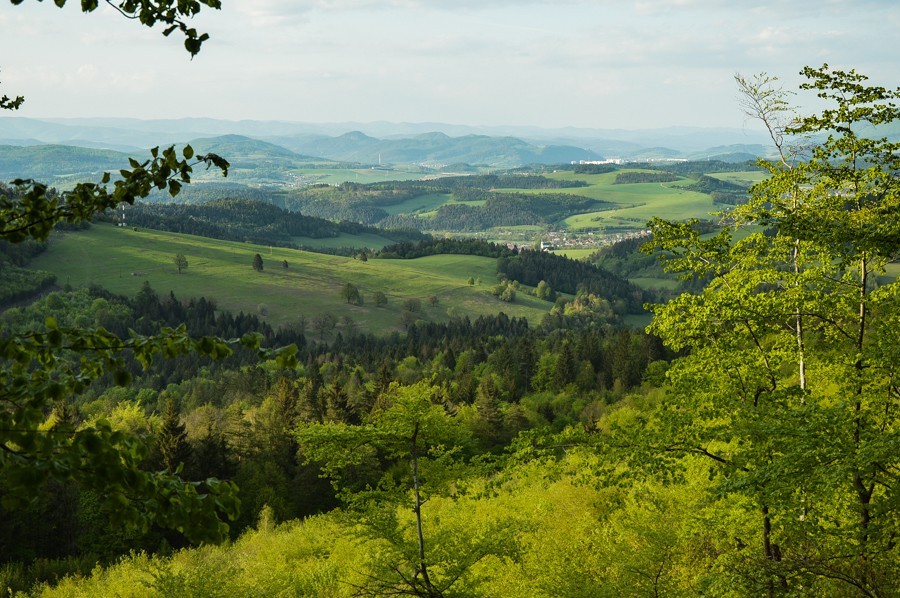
[2,145,228,243]
[11,0,221,56]
[172,252,188,274]
[636,65,900,593]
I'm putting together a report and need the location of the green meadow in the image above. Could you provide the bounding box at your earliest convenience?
[290,232,396,250]
[31,224,553,334]
[501,169,721,233]
[551,248,596,260]
[562,182,715,232]
[381,193,451,215]
[707,170,769,186]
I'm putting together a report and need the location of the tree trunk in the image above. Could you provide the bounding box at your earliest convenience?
[411,422,441,597]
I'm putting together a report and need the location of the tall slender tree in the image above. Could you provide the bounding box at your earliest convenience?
[158,399,191,474]
[639,65,900,594]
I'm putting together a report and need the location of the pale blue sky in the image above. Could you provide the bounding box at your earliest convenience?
[1,0,898,130]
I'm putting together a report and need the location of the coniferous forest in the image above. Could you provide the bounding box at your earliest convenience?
[2,3,900,597]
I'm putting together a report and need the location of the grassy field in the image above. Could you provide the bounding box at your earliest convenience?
[496,170,720,233]
[562,182,716,232]
[286,166,741,240]
[32,224,553,334]
[381,193,451,215]
[707,171,768,186]
[290,232,396,250]
[880,262,900,285]
[551,248,596,260]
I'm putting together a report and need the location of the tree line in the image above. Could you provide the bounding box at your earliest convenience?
[124,198,427,250]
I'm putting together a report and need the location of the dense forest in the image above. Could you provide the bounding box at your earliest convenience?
[0,282,661,581]
[613,171,679,184]
[124,198,428,251]
[2,17,900,593]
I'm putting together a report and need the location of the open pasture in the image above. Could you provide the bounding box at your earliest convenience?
[495,169,720,232]
[707,171,768,186]
[31,224,552,334]
[563,184,715,231]
[551,248,596,260]
[290,232,396,250]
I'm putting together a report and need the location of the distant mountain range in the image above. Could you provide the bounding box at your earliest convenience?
[0,117,781,171]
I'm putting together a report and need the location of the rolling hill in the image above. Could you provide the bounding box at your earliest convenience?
[0,116,785,169]
[30,223,555,334]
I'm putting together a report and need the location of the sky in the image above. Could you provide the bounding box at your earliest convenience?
[1,0,899,131]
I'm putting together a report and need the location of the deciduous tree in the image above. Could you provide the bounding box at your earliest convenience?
[298,382,477,597]
[173,252,188,274]
[340,281,361,305]
[638,65,900,594]
[0,0,302,545]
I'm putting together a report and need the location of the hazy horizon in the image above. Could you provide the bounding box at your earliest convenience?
[2,1,899,131]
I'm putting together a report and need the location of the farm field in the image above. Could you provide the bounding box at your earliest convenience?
[562,183,715,232]
[31,224,553,334]
[708,170,768,186]
[551,248,596,260]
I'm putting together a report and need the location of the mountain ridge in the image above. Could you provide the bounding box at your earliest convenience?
[0,116,777,165]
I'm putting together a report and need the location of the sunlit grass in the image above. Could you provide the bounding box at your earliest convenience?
[32,224,552,333]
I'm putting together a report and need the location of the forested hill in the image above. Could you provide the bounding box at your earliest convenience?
[498,249,647,313]
[0,144,129,181]
[283,175,610,228]
[125,199,428,249]
[378,238,648,313]
[378,238,516,259]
